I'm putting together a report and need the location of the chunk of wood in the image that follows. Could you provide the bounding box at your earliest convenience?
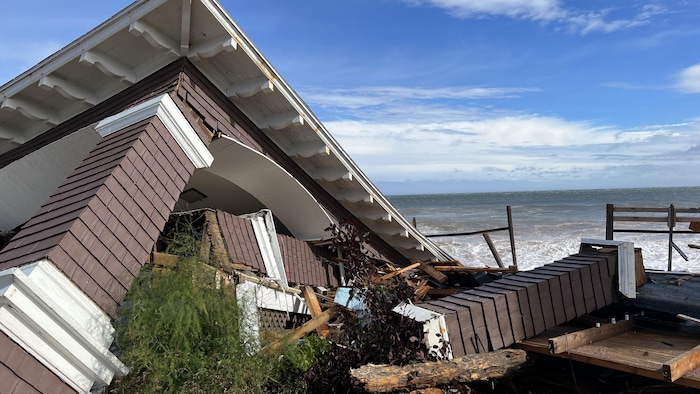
[548,320,633,354]
[411,258,448,284]
[378,262,421,281]
[350,349,527,393]
[302,286,330,337]
[663,343,700,382]
[267,305,337,353]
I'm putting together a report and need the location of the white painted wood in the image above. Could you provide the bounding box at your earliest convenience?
[581,238,636,298]
[259,111,304,130]
[38,75,98,105]
[1,97,59,125]
[0,260,128,393]
[79,51,137,84]
[286,141,330,158]
[0,126,27,144]
[333,188,373,203]
[225,77,273,99]
[311,168,353,182]
[241,209,289,290]
[94,94,213,168]
[236,281,261,355]
[129,20,179,56]
[356,206,392,222]
[180,0,192,56]
[371,221,410,238]
[0,126,100,231]
[188,36,237,61]
[393,302,453,360]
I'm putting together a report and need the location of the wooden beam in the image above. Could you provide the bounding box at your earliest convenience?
[267,306,337,352]
[411,258,448,284]
[663,344,700,382]
[432,266,516,273]
[350,349,528,393]
[378,262,421,281]
[548,320,633,354]
[302,286,330,337]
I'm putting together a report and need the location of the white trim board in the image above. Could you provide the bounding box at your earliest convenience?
[0,260,128,393]
[581,238,636,299]
[95,93,213,168]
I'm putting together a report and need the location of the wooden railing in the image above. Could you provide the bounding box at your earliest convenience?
[422,206,517,271]
[605,204,700,271]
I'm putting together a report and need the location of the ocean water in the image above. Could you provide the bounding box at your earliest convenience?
[388,187,700,272]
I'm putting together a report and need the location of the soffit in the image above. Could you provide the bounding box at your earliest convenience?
[0,0,450,262]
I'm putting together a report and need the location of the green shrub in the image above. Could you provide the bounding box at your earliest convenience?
[111,255,328,393]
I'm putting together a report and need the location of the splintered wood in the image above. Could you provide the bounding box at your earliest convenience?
[350,349,527,393]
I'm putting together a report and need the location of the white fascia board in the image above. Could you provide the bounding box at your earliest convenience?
[95,93,213,168]
[0,260,128,393]
[241,209,289,290]
[393,302,453,360]
[581,238,636,299]
[239,280,308,314]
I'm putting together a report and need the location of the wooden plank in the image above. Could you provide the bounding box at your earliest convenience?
[425,301,469,356]
[378,262,421,280]
[452,292,504,350]
[540,264,586,318]
[531,268,576,322]
[440,296,489,353]
[412,258,448,284]
[497,278,545,335]
[484,282,534,338]
[302,286,330,337]
[663,344,700,382]
[432,266,516,273]
[468,289,514,347]
[551,261,596,313]
[267,306,337,352]
[565,256,608,308]
[506,275,557,330]
[477,284,526,343]
[548,320,633,354]
[515,271,566,325]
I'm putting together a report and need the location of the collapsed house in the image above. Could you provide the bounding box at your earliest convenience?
[0,1,451,392]
[2,1,700,393]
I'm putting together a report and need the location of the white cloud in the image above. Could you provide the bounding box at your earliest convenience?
[402,1,668,34]
[315,85,699,185]
[301,86,538,110]
[676,64,700,93]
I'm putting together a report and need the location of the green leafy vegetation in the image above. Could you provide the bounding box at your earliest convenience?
[110,220,326,393]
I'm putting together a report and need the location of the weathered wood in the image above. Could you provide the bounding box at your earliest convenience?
[378,262,421,280]
[350,349,528,393]
[302,286,330,337]
[433,266,516,273]
[663,344,700,382]
[412,258,448,284]
[482,233,504,268]
[548,320,633,354]
[267,306,337,352]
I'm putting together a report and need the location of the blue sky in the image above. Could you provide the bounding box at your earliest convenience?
[2,1,700,194]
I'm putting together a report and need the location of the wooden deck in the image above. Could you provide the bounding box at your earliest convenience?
[515,322,700,389]
[421,252,620,356]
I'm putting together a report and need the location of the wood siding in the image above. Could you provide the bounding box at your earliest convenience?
[0,116,197,316]
[174,60,408,265]
[0,332,75,394]
[216,210,339,287]
[422,253,620,354]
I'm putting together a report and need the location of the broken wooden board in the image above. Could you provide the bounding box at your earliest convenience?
[516,325,700,389]
[548,320,633,354]
[350,349,527,393]
[302,286,330,337]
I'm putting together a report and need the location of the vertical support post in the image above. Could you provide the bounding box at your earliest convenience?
[605,204,614,240]
[506,206,517,271]
[668,204,676,271]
